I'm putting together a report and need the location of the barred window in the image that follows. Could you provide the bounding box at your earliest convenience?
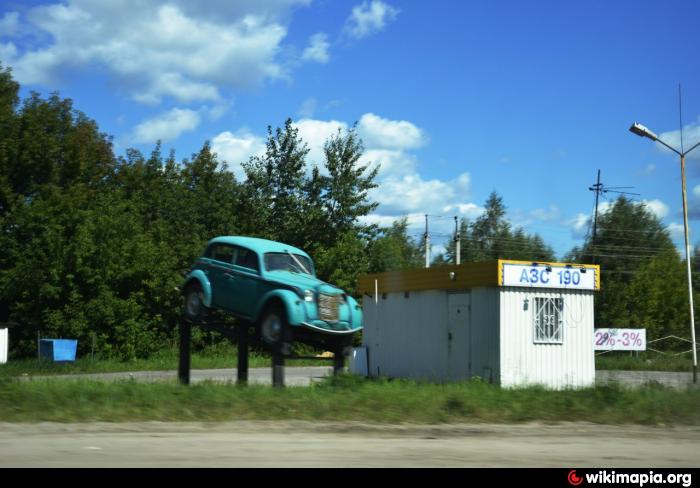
[533,297,563,343]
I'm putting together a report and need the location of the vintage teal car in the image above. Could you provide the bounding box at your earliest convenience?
[182,236,363,354]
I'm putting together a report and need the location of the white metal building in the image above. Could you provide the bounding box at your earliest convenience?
[0,326,8,364]
[357,260,600,389]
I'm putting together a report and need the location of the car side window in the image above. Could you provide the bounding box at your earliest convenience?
[207,244,235,264]
[234,247,260,272]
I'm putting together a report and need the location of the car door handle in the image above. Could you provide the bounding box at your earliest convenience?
[224,272,236,280]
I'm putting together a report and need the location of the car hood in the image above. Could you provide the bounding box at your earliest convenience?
[266,270,344,295]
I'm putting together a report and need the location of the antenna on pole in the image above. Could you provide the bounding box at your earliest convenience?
[588,170,640,263]
[589,169,602,259]
[424,214,430,268]
[454,216,461,265]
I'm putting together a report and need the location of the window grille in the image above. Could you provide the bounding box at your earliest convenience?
[534,297,563,343]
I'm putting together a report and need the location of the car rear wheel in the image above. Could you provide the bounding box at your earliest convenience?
[184,282,208,323]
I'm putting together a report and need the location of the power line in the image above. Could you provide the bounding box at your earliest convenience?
[588,169,640,264]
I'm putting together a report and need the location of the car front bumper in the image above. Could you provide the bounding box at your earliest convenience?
[300,320,362,335]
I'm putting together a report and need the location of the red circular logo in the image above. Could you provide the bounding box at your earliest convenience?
[568,470,583,486]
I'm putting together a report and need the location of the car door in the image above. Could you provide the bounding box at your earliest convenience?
[228,246,261,318]
[206,243,236,310]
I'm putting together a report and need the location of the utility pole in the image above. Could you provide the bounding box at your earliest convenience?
[454,216,461,265]
[589,170,602,262]
[424,214,430,268]
[588,170,639,263]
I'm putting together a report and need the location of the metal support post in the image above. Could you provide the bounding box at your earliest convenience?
[333,350,345,376]
[237,323,249,385]
[178,319,191,385]
[272,351,285,388]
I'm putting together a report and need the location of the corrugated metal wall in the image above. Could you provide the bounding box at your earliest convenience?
[499,287,595,389]
[0,328,7,364]
[470,288,500,383]
[363,290,450,380]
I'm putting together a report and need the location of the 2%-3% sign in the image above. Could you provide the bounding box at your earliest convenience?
[594,328,646,351]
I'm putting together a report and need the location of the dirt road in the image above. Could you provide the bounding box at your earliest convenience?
[1,421,698,467]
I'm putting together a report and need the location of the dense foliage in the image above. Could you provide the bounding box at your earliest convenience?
[436,191,555,264]
[566,196,693,344]
[0,65,695,359]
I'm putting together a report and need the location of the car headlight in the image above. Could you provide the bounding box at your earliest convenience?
[304,289,314,302]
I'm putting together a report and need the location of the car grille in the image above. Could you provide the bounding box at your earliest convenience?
[318,293,340,322]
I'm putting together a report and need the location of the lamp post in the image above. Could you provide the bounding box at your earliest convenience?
[630,122,700,383]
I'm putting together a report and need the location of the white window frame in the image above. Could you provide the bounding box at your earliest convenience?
[533,296,563,344]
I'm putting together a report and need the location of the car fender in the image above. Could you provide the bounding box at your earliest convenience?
[183,270,213,308]
[256,289,306,326]
[346,295,363,330]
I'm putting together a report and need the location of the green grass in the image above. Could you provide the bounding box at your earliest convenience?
[0,375,698,424]
[0,344,326,378]
[3,349,692,379]
[595,352,693,372]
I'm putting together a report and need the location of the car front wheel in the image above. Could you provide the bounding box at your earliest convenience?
[184,282,208,323]
[259,305,291,355]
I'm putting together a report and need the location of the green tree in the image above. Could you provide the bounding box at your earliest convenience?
[367,218,423,272]
[567,196,682,340]
[441,192,554,264]
[625,250,688,340]
[242,118,309,244]
[319,127,379,243]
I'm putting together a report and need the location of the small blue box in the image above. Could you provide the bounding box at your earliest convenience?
[39,339,78,362]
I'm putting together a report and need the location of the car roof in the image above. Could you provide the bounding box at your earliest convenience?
[207,236,311,259]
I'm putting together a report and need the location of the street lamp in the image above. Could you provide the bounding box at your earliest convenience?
[629,121,700,383]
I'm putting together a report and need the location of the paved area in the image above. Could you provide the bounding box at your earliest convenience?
[20,366,334,386]
[20,367,698,389]
[1,421,698,467]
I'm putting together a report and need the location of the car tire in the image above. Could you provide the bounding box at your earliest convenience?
[184,282,208,323]
[259,304,291,354]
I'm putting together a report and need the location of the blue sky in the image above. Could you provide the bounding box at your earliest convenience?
[1,0,699,259]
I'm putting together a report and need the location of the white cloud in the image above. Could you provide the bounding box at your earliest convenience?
[345,0,399,39]
[642,199,669,220]
[693,184,700,200]
[293,118,348,166]
[133,108,200,144]
[2,1,306,103]
[0,12,19,36]
[530,204,561,222]
[359,148,417,177]
[370,172,471,215]
[644,163,655,175]
[211,129,266,180]
[597,201,613,216]
[358,213,410,228]
[431,243,447,258]
[0,42,18,63]
[357,113,426,150]
[297,97,317,118]
[568,213,590,239]
[667,222,685,241]
[211,112,479,236]
[657,117,700,160]
[302,32,330,64]
[132,73,220,105]
[206,101,232,121]
[442,202,485,220]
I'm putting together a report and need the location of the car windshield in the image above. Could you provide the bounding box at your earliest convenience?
[264,252,314,275]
